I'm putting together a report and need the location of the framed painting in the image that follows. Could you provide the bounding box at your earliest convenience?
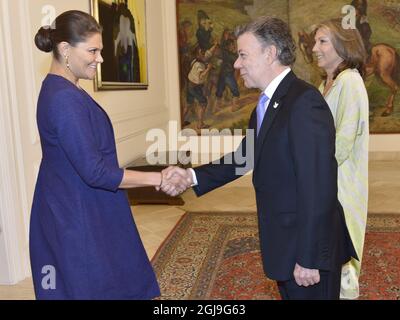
[291,0,400,133]
[177,0,289,132]
[90,0,148,90]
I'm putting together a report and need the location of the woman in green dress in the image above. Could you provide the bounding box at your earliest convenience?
[312,19,369,299]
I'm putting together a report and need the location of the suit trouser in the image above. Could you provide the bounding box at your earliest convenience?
[277,267,341,300]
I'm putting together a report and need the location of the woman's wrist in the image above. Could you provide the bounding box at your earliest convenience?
[147,171,162,187]
[158,172,163,188]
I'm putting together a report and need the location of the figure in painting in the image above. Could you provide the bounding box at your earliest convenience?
[114,1,141,82]
[183,46,217,129]
[215,38,240,112]
[178,19,194,90]
[351,0,372,55]
[196,10,215,51]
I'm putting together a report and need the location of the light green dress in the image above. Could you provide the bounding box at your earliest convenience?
[319,68,369,299]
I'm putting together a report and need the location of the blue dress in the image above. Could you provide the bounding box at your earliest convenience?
[29,74,160,300]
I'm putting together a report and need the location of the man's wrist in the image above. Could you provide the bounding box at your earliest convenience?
[187,168,198,186]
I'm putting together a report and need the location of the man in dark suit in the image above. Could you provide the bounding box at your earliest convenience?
[161,16,357,300]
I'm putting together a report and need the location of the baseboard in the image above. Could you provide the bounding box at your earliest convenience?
[369,152,400,161]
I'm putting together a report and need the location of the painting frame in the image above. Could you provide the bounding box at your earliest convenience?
[90,0,149,91]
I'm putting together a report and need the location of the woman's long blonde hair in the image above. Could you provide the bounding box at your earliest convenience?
[314,18,367,80]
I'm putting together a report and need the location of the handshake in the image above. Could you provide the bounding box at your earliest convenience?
[156,166,194,197]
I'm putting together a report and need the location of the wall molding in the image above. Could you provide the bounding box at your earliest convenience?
[116,123,168,145]
[111,106,169,125]
[1,0,35,243]
[113,108,169,144]
[10,0,37,243]
[116,128,154,144]
[369,152,400,161]
[0,0,30,284]
[18,0,40,146]
[161,0,181,123]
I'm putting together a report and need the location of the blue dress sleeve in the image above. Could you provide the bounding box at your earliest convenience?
[49,89,123,191]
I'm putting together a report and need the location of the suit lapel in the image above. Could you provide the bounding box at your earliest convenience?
[248,107,257,131]
[254,71,297,167]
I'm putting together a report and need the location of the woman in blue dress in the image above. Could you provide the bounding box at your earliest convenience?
[31,10,185,299]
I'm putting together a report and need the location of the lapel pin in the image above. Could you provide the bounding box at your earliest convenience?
[273,102,279,109]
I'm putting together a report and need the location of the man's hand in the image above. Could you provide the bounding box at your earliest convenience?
[157,166,193,197]
[293,263,320,287]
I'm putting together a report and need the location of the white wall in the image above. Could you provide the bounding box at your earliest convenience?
[370,135,400,160]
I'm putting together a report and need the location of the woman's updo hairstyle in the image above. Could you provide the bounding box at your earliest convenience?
[35,10,102,60]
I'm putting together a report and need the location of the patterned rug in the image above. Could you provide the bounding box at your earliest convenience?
[151,212,400,300]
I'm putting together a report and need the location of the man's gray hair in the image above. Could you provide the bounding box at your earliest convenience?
[235,16,296,66]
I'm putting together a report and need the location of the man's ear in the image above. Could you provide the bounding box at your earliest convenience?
[265,45,278,64]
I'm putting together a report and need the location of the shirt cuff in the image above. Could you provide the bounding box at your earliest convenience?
[188,168,198,186]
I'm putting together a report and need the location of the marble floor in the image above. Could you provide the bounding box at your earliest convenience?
[1,160,399,300]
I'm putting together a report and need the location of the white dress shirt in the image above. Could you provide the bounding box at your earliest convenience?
[261,67,291,113]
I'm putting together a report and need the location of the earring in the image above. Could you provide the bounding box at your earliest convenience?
[65,55,70,69]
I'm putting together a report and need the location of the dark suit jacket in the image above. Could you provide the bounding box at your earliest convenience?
[193,71,357,281]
